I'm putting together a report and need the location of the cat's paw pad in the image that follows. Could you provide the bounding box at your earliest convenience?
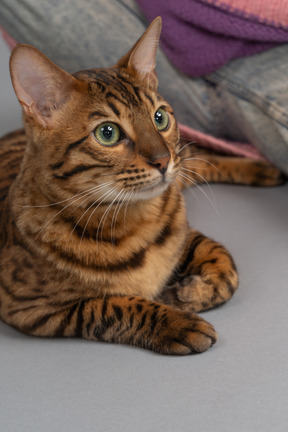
[155,312,217,355]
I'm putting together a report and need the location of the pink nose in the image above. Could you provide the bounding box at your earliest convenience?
[149,154,170,175]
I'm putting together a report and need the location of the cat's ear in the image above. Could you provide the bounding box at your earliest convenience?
[116,16,162,90]
[9,45,78,127]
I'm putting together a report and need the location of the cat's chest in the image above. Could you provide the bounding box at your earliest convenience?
[10,186,188,299]
[70,202,188,299]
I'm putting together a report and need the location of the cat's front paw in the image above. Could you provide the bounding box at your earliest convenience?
[150,310,217,355]
[248,160,286,186]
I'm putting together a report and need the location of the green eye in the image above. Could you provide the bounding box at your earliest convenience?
[154,108,169,131]
[94,122,120,146]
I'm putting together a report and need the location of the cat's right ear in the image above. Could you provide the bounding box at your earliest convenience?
[9,45,78,127]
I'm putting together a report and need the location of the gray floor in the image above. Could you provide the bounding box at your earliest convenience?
[1,37,288,432]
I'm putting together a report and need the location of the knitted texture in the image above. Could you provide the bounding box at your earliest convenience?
[137,0,288,76]
[206,0,288,28]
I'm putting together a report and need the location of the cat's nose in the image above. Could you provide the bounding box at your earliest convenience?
[149,154,171,175]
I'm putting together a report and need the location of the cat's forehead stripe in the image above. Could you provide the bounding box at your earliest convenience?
[106,91,129,107]
[77,68,157,109]
[143,92,155,107]
[88,110,107,119]
[107,101,120,117]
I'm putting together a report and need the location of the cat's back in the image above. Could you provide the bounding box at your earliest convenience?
[0,128,26,212]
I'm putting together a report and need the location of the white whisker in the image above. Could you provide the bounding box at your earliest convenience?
[177,172,201,205]
[38,188,103,234]
[21,184,108,208]
[176,141,197,155]
[110,189,127,243]
[181,166,217,207]
[123,187,135,232]
[181,157,223,176]
[66,184,116,247]
[179,168,219,215]
[79,186,119,247]
[22,180,114,210]
[96,188,124,245]
[38,181,114,234]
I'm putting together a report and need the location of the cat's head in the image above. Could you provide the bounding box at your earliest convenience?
[9,17,181,204]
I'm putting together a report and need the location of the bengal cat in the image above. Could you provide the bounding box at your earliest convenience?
[0,18,285,355]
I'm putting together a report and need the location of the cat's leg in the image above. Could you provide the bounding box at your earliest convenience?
[157,230,239,313]
[178,146,286,187]
[4,295,217,355]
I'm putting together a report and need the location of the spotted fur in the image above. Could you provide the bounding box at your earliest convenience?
[0,18,285,355]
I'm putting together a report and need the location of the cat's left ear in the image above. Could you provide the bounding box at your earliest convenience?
[116,16,162,90]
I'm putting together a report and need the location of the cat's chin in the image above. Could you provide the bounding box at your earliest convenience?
[133,180,170,201]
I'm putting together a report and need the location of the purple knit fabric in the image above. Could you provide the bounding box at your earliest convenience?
[136,0,288,77]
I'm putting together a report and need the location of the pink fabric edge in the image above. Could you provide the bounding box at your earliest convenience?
[179,123,266,160]
[0,26,17,50]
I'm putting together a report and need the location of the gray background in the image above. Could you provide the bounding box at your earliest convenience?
[0,36,288,432]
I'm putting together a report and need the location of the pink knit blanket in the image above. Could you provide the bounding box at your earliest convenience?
[204,0,288,28]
